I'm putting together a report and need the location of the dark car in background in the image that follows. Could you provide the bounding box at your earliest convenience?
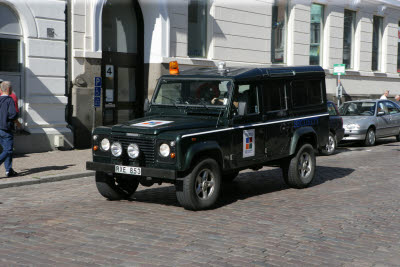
[320,101,344,155]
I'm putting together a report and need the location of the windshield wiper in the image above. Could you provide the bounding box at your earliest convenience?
[160,95,179,108]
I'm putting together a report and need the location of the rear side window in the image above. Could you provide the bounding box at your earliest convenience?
[291,79,323,107]
[384,101,400,114]
[263,80,287,112]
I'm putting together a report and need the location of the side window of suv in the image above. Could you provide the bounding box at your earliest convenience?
[263,80,287,112]
[291,79,323,107]
[234,83,260,115]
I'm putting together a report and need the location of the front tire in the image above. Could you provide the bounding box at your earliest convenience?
[175,158,221,210]
[282,144,316,189]
[364,128,376,146]
[95,171,139,200]
[320,132,337,156]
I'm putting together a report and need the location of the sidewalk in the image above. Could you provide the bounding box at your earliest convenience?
[0,149,94,189]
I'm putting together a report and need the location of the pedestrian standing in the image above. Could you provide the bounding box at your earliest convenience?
[380,90,389,99]
[0,81,18,177]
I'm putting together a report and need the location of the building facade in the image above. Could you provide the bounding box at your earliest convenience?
[2,0,400,152]
[0,0,72,153]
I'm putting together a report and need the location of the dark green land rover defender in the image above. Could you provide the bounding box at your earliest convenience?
[87,63,329,210]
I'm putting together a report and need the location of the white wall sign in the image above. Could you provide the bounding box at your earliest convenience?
[105,65,114,78]
[243,129,255,158]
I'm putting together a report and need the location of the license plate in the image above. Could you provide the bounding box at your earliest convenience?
[115,165,141,176]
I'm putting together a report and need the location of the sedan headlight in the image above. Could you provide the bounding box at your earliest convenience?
[111,142,122,157]
[127,144,140,159]
[159,143,170,157]
[100,138,110,151]
[345,123,361,130]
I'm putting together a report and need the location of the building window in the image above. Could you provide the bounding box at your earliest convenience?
[310,4,324,65]
[271,0,288,63]
[343,10,356,69]
[372,16,383,71]
[188,0,207,58]
[397,22,400,73]
[0,38,20,72]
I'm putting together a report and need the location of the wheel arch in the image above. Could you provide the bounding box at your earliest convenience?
[182,141,224,172]
[289,127,318,155]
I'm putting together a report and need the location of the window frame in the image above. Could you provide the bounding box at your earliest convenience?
[271,0,288,64]
[397,21,400,73]
[187,0,208,58]
[372,15,383,72]
[343,9,356,69]
[310,3,324,66]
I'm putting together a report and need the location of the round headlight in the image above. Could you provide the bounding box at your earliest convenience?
[159,143,170,157]
[127,144,140,159]
[111,142,122,157]
[100,138,110,151]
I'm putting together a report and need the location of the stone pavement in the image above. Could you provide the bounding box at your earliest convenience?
[0,138,399,266]
[0,148,93,188]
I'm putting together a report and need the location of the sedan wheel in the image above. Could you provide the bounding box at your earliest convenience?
[364,128,376,146]
[321,132,336,156]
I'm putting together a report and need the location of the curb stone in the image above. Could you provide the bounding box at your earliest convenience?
[0,171,95,189]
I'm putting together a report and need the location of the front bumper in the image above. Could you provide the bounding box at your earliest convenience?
[341,129,367,141]
[86,161,176,180]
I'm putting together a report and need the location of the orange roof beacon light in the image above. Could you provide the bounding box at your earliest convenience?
[169,61,179,75]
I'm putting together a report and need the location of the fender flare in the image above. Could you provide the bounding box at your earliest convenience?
[289,127,318,155]
[183,141,223,171]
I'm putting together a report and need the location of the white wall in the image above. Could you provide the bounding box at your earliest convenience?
[1,0,70,139]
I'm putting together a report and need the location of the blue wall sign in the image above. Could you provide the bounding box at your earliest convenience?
[95,77,102,87]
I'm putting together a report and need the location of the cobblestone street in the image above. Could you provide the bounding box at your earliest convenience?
[1,139,400,266]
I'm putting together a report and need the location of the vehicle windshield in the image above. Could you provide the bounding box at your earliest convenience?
[153,79,232,107]
[339,102,376,116]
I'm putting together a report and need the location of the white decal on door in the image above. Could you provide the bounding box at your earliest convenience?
[243,129,255,158]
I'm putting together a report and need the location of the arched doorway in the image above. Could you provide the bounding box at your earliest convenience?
[102,0,144,125]
[0,3,23,116]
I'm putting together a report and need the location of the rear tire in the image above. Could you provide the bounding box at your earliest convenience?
[95,171,139,200]
[320,132,337,156]
[176,158,221,210]
[282,144,316,189]
[364,128,376,146]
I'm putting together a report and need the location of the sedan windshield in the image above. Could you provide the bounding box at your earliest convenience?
[153,79,232,107]
[339,102,376,116]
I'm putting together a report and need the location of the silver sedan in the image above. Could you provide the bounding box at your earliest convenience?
[339,100,400,146]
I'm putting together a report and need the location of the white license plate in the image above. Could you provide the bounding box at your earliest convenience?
[115,165,141,176]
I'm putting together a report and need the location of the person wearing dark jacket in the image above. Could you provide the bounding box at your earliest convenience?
[0,81,18,177]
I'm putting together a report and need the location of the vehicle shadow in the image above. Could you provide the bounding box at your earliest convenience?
[130,165,355,209]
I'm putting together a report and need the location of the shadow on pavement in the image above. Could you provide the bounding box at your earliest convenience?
[130,165,355,209]
[17,165,76,176]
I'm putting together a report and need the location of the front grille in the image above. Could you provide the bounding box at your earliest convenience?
[111,135,156,166]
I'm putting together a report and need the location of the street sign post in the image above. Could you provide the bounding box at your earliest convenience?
[333,64,346,107]
[93,77,102,131]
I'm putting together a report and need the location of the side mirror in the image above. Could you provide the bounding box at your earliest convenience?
[238,102,247,116]
[377,111,385,116]
[144,99,150,112]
